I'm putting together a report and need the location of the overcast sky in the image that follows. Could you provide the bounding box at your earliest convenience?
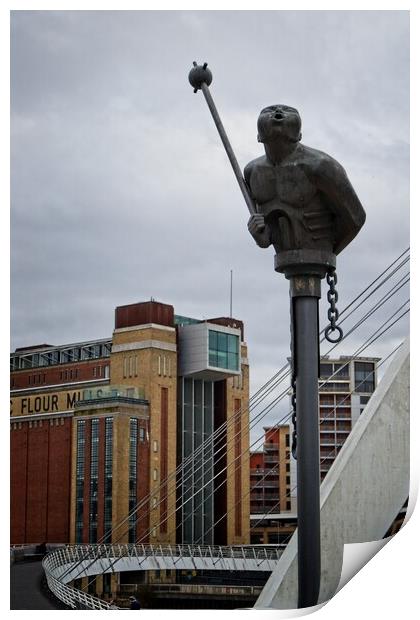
[10,10,409,442]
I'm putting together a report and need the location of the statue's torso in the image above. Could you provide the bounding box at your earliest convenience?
[248,156,334,253]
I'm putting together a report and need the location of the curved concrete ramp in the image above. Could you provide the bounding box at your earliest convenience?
[255,339,409,609]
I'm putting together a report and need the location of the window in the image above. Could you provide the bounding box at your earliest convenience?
[354,362,375,393]
[128,418,138,542]
[320,363,333,379]
[75,420,86,543]
[153,440,158,452]
[104,417,113,543]
[334,362,349,379]
[208,330,239,371]
[89,419,100,542]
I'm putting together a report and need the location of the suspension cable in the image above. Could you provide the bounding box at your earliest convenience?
[66,254,409,581]
[71,303,409,585]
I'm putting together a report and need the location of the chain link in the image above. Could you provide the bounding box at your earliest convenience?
[324,268,344,343]
[291,374,297,459]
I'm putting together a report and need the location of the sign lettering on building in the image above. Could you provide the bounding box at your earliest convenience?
[10,390,83,416]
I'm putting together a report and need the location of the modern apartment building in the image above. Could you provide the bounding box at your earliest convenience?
[10,300,250,548]
[288,355,379,511]
[249,355,379,540]
[249,426,296,545]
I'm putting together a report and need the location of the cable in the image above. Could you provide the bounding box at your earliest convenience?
[250,340,405,532]
[68,254,410,583]
[95,258,410,550]
[75,303,409,585]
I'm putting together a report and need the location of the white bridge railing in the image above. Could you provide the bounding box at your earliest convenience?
[43,543,283,609]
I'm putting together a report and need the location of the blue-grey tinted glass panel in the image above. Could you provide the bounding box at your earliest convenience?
[209,330,218,351]
[228,334,238,353]
[208,330,239,371]
[180,378,214,545]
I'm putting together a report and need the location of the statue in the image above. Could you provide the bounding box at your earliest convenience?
[188,63,367,608]
[245,104,366,277]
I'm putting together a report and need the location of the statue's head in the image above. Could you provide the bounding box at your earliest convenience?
[257,105,302,144]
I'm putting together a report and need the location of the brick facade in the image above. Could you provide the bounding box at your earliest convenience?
[10,416,72,544]
[11,300,250,548]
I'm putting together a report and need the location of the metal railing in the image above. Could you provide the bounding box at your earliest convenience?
[43,543,283,609]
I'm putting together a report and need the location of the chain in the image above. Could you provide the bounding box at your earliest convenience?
[324,268,344,343]
[291,374,297,459]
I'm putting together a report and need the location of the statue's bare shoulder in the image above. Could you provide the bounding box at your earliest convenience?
[244,155,267,183]
[297,144,347,180]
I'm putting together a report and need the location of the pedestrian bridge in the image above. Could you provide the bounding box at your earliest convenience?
[43,543,283,609]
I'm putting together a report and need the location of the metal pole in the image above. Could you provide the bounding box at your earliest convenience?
[188,63,256,215]
[200,82,256,216]
[230,269,233,317]
[291,279,321,608]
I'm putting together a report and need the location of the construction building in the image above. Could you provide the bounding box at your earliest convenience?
[249,426,296,545]
[10,300,250,548]
[250,355,379,541]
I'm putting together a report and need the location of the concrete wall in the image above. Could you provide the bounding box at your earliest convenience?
[255,339,409,609]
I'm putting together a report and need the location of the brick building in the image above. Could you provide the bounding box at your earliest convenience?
[249,356,378,542]
[288,355,379,511]
[10,300,250,548]
[249,426,296,545]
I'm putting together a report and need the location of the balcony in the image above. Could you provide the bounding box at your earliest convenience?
[319,382,350,392]
[251,480,280,491]
[264,454,279,464]
[74,385,148,408]
[250,468,279,476]
[250,506,281,514]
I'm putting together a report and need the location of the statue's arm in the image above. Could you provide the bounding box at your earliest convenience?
[244,162,271,249]
[313,157,366,255]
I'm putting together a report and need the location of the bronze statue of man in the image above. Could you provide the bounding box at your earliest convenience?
[188,65,367,608]
[245,105,366,276]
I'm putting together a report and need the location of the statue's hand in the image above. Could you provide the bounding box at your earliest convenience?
[247,214,271,248]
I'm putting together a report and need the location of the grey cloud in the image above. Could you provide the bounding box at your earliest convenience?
[11,11,409,445]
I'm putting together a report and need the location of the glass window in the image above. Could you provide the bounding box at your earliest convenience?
[89,419,100,543]
[104,418,113,543]
[218,332,227,351]
[228,334,238,353]
[354,362,375,393]
[128,418,138,542]
[334,362,349,379]
[320,363,333,379]
[208,330,218,351]
[75,420,86,543]
[208,330,239,371]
